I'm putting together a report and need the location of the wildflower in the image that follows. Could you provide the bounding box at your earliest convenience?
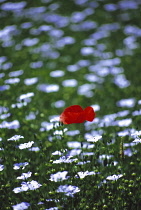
[106,174,123,181]
[60,105,95,124]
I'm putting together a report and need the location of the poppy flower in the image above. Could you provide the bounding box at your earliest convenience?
[60,105,96,124]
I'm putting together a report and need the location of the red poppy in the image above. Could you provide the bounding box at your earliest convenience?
[60,105,96,124]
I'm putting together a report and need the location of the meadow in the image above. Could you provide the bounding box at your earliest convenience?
[0,0,141,209]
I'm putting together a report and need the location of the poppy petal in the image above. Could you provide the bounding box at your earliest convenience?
[73,112,85,123]
[60,112,73,124]
[60,112,84,124]
[84,106,96,122]
[62,105,83,113]
[60,105,84,124]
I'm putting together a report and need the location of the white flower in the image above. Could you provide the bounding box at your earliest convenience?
[87,135,102,142]
[106,174,123,181]
[132,138,141,143]
[8,135,24,141]
[50,171,68,182]
[18,141,34,149]
[77,171,96,179]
